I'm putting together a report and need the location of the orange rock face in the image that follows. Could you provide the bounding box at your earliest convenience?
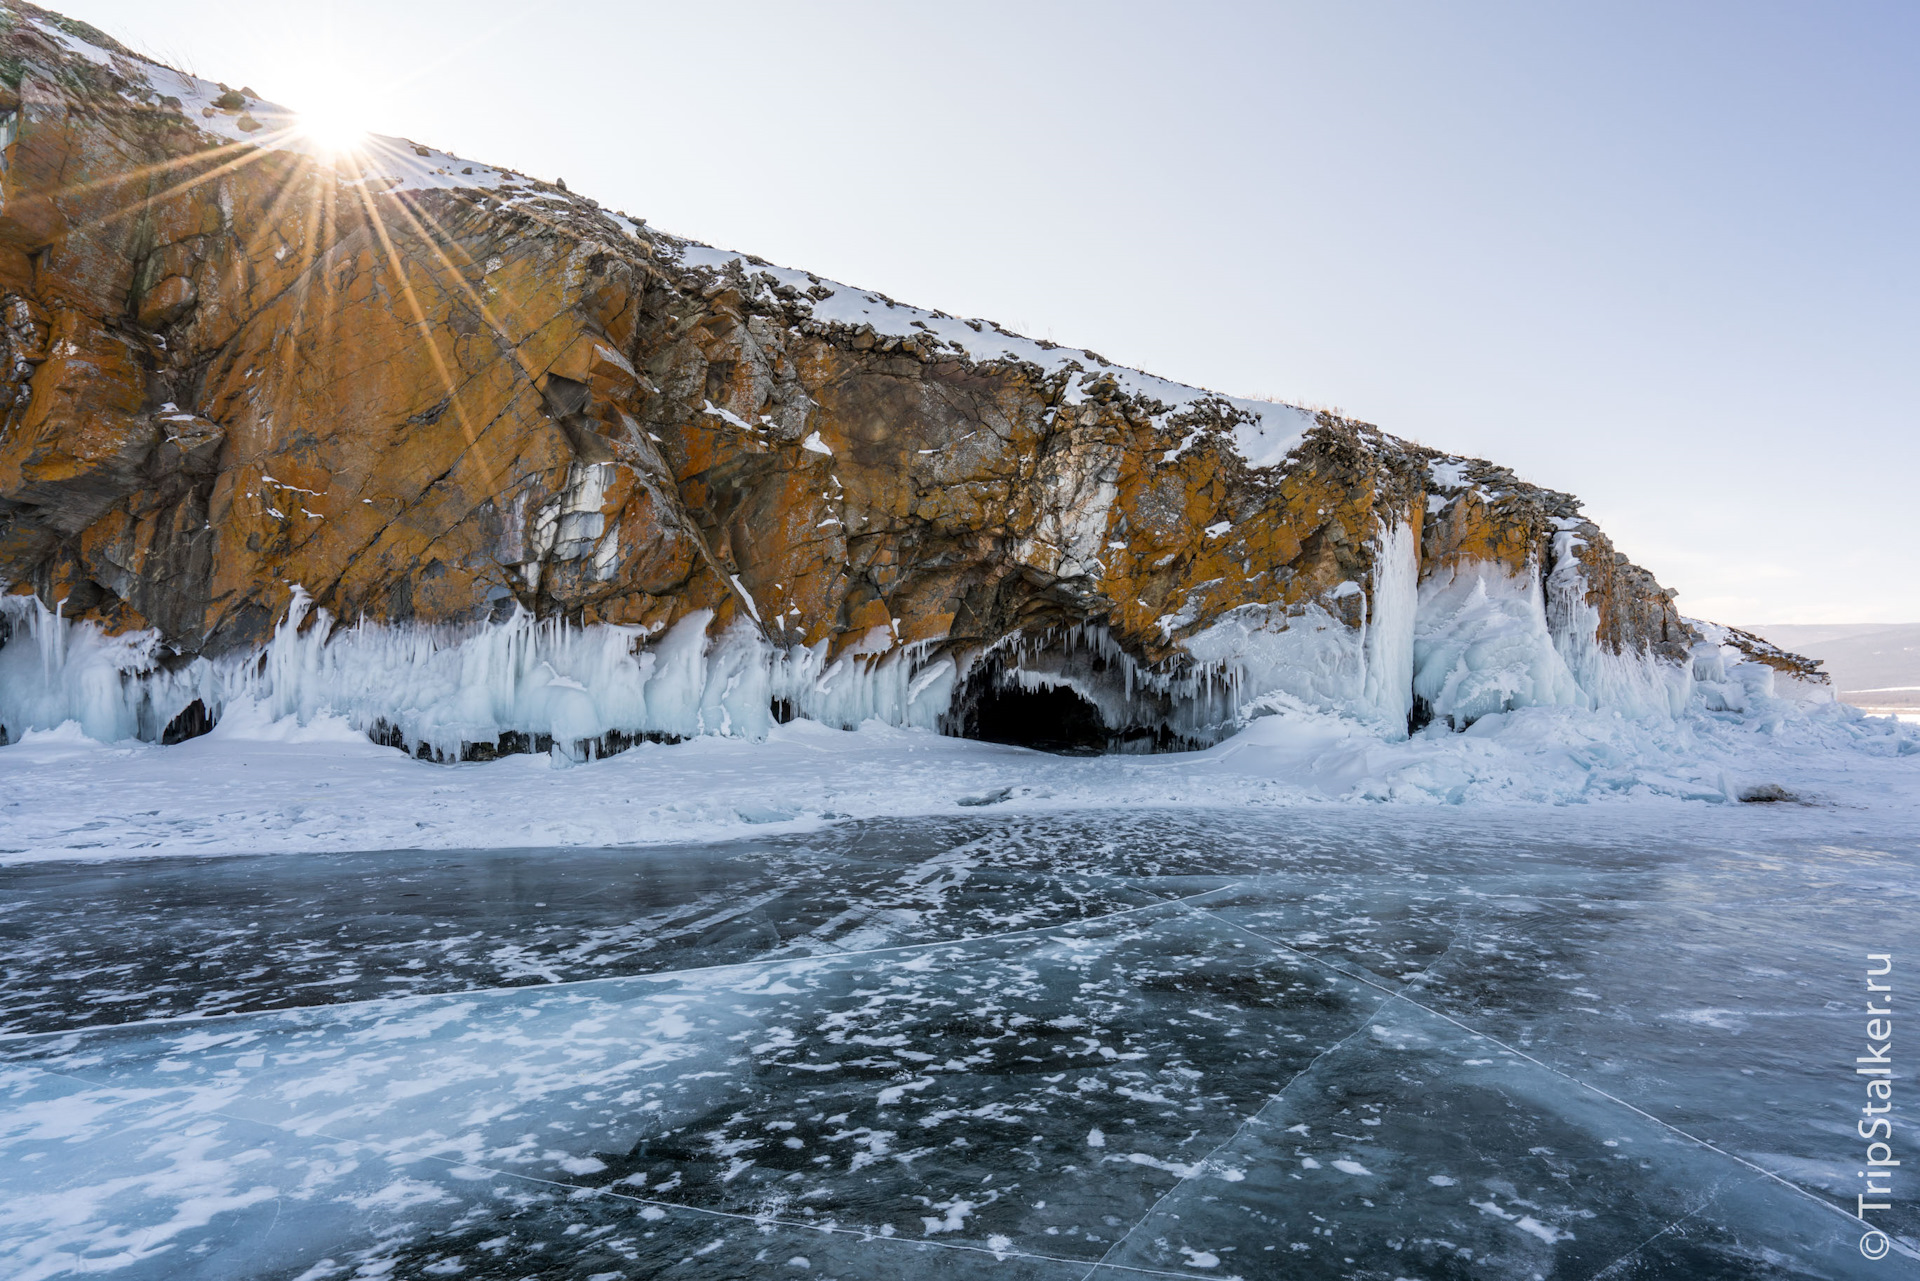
[0,5,1815,748]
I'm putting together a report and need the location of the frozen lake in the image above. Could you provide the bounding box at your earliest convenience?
[1,809,1912,1279]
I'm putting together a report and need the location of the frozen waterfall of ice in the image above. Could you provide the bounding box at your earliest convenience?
[0,598,204,744]
[1360,520,1419,728]
[1411,561,1587,728]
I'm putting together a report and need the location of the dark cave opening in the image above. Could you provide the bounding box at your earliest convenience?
[161,699,215,745]
[1408,694,1435,736]
[962,681,1110,756]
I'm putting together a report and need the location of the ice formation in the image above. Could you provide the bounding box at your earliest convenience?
[1360,521,1420,728]
[0,590,961,763]
[1412,562,1586,729]
[0,518,1834,763]
[0,597,191,745]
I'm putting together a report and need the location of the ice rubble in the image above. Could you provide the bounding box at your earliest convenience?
[1413,562,1587,727]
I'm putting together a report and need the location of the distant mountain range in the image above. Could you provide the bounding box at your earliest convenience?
[1748,624,1920,712]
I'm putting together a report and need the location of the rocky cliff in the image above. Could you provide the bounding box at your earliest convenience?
[0,3,1826,756]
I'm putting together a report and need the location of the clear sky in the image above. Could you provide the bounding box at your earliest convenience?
[55,0,1920,624]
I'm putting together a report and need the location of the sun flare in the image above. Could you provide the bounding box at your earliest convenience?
[293,101,370,159]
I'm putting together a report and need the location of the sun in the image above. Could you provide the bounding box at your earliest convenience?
[293,99,371,160]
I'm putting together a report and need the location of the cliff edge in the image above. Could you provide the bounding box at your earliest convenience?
[0,4,1827,757]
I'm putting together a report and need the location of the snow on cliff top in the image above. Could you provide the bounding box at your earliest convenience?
[25,11,1316,472]
[669,244,1316,461]
[22,13,525,188]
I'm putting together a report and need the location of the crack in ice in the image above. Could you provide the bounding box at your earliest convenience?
[1172,899,1887,1235]
[9,1058,1256,1281]
[1586,1185,1723,1280]
[1077,973,1393,1280]
[0,882,1243,1045]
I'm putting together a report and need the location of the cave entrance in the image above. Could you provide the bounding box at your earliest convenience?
[161,699,215,744]
[963,680,1109,755]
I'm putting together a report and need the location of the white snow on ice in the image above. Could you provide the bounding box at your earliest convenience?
[0,677,1912,863]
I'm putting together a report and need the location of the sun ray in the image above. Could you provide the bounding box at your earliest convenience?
[54,112,442,246]
[44,59,647,551]
[317,177,341,415]
[41,130,279,204]
[259,171,332,476]
[343,177,497,487]
[376,187,556,392]
[59,131,298,241]
[243,154,326,259]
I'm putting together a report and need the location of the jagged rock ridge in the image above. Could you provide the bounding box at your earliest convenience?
[0,3,1826,756]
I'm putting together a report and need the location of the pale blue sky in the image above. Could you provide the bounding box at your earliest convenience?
[61,1,1920,623]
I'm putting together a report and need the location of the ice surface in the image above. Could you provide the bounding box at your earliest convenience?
[2,808,1913,1277]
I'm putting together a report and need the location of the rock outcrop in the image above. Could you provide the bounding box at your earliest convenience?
[0,3,1825,755]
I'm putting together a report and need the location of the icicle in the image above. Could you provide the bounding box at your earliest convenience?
[1361,520,1419,733]
[0,551,1725,758]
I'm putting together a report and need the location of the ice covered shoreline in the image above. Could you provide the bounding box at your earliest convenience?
[1,691,1913,865]
[0,552,1843,761]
